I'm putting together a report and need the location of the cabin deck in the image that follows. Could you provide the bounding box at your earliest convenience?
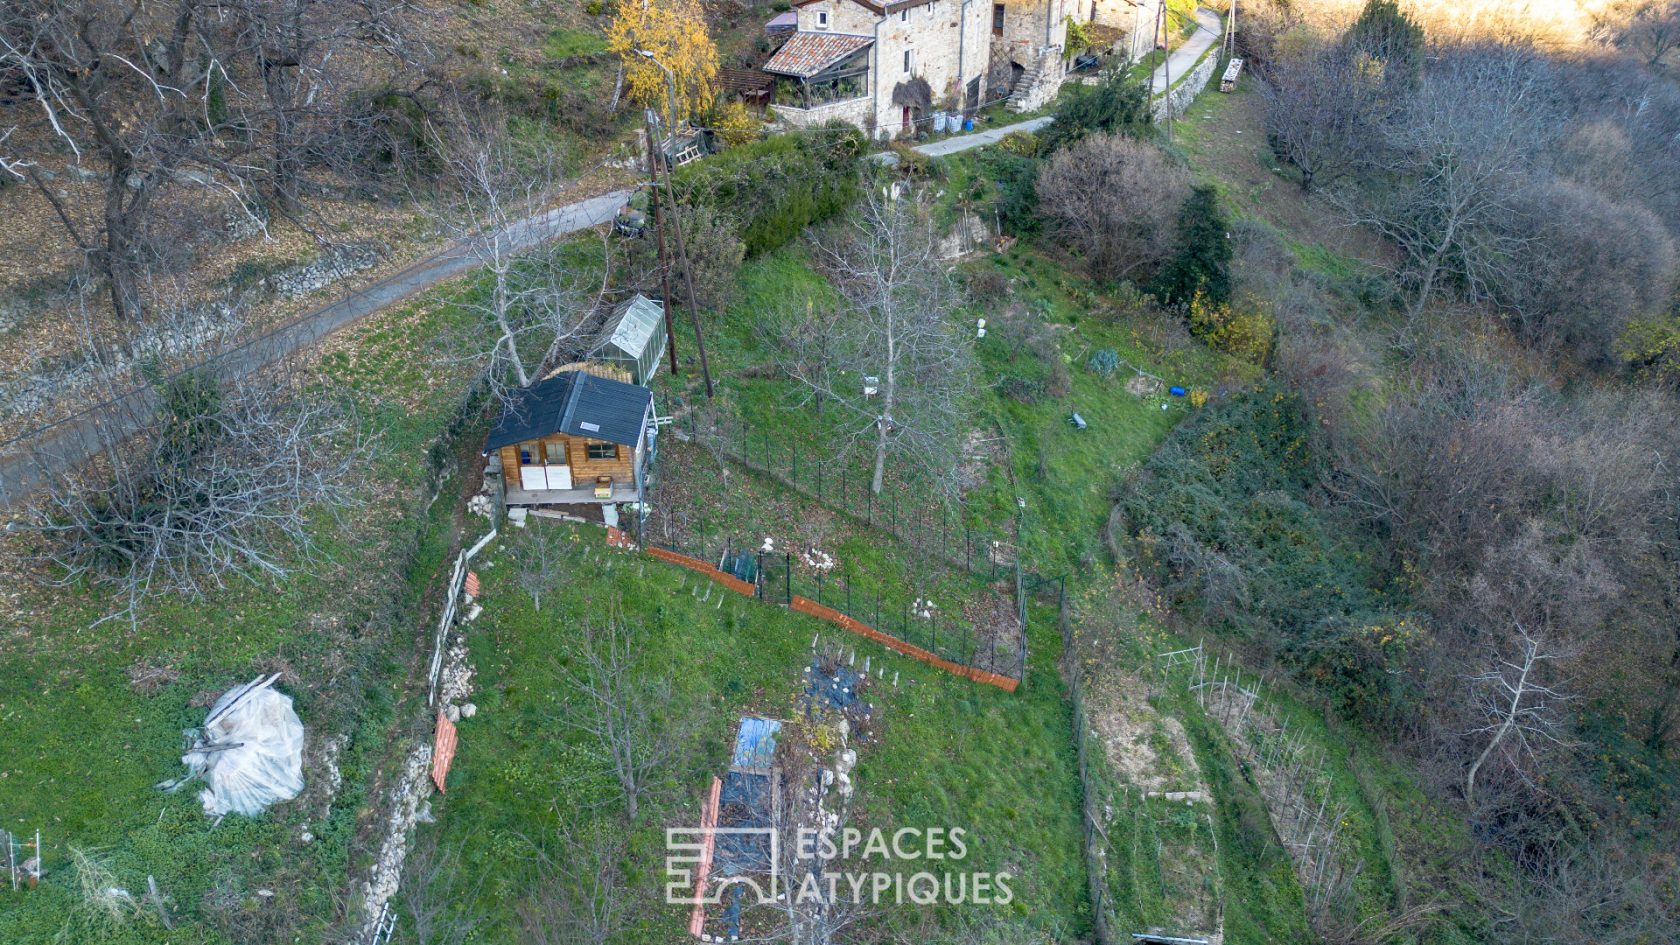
[505,481,640,506]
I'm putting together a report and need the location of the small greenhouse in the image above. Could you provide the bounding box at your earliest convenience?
[597,293,667,385]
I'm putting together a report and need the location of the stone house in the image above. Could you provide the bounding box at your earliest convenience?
[764,0,994,136]
[993,0,1167,109]
[763,0,1165,135]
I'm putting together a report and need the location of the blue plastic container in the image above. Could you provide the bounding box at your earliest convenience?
[964,118,974,131]
[1169,386,1187,397]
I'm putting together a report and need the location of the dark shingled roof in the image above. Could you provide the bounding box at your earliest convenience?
[482,371,652,454]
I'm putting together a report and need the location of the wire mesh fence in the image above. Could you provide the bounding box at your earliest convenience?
[634,502,1027,682]
[665,407,1026,578]
[644,403,1079,685]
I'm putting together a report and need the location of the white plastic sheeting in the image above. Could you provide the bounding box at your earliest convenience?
[186,675,306,817]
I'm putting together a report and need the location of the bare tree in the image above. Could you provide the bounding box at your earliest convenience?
[427,111,609,405]
[781,185,975,495]
[1593,0,1680,67]
[1484,835,1680,945]
[227,0,421,216]
[516,822,630,945]
[1035,134,1189,281]
[1462,624,1572,807]
[400,830,484,945]
[1498,177,1678,366]
[515,524,567,612]
[554,611,681,820]
[0,0,268,322]
[14,317,370,625]
[1333,46,1556,321]
[1258,16,1417,194]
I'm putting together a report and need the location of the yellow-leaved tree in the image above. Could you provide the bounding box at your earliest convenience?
[606,0,719,123]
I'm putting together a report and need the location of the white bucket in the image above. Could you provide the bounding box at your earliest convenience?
[932,111,948,133]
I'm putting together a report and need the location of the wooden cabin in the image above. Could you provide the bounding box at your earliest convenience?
[482,370,656,516]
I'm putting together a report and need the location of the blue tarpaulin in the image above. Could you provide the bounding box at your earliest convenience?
[730,717,781,774]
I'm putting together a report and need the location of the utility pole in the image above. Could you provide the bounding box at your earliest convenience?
[643,110,681,376]
[1160,2,1172,142]
[1226,0,1237,58]
[640,49,715,398]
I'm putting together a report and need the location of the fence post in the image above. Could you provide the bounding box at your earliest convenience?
[784,552,791,604]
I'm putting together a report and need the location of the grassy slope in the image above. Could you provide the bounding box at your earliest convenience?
[416,524,1088,941]
[0,280,487,942]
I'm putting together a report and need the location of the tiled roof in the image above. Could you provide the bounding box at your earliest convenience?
[762,32,874,78]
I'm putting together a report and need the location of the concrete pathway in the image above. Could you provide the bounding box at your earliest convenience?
[911,115,1055,158]
[0,189,631,508]
[1150,7,1225,97]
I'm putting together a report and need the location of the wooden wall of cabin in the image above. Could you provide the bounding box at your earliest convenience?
[564,435,633,484]
[499,445,522,489]
[501,435,634,490]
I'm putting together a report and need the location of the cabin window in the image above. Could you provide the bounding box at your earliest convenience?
[817,10,829,27]
[900,9,908,20]
[544,441,566,465]
[903,48,913,73]
[993,3,1005,35]
[587,441,618,461]
[518,441,539,465]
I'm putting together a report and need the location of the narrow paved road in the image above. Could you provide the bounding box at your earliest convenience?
[0,190,630,508]
[1150,7,1224,97]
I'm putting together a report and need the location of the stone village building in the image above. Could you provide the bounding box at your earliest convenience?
[762,0,1166,137]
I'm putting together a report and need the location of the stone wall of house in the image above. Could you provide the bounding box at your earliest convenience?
[1093,0,1160,62]
[797,0,880,35]
[1005,47,1066,111]
[1151,44,1219,123]
[872,0,990,135]
[770,92,877,132]
[1000,0,1068,65]
[782,0,992,139]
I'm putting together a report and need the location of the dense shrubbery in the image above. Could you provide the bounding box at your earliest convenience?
[1037,68,1152,153]
[674,126,866,255]
[1116,389,1419,726]
[1187,292,1276,365]
[1152,186,1233,307]
[973,150,1042,236]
